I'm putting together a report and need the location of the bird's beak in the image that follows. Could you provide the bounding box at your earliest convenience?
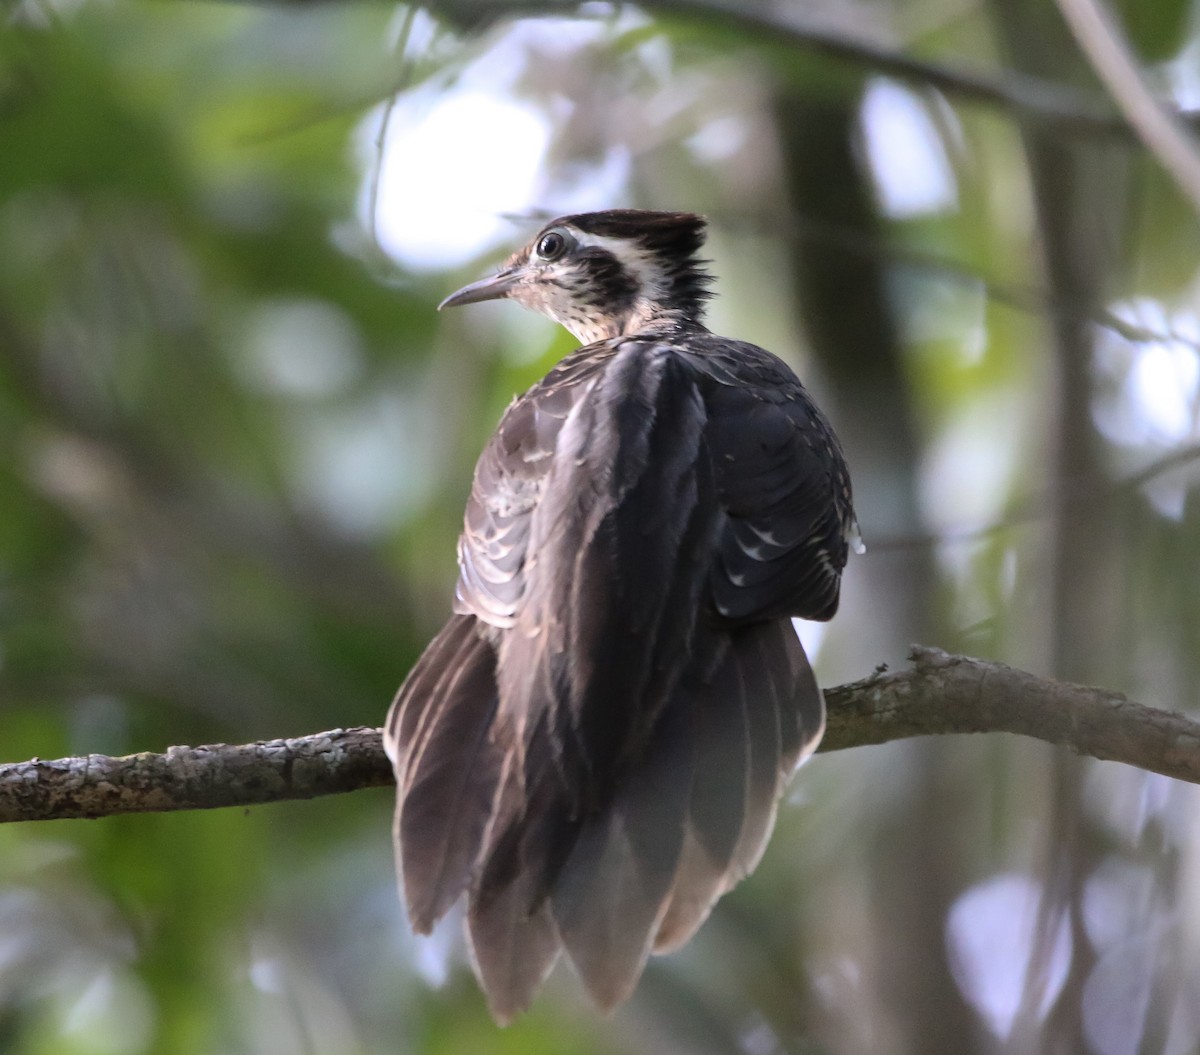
[438,268,523,311]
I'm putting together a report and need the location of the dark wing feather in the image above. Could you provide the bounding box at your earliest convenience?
[384,612,474,784]
[496,342,719,812]
[465,740,563,1026]
[727,619,823,878]
[464,339,724,1008]
[654,619,824,953]
[529,346,724,1004]
[383,614,503,934]
[688,336,854,623]
[550,689,694,1009]
[454,345,621,627]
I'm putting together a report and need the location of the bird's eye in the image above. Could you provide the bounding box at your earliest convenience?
[535,230,570,261]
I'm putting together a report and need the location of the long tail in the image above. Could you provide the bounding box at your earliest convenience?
[383,614,825,1023]
[384,614,503,933]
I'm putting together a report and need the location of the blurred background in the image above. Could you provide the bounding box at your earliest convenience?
[3,0,1200,1052]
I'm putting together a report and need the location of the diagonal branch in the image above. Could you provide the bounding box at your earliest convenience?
[1054,0,1200,214]
[3,648,1198,824]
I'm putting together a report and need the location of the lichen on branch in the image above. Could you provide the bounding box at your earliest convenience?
[3,648,1198,824]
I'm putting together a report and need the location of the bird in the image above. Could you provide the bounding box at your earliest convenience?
[383,209,855,1024]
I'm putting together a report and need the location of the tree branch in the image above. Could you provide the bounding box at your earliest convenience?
[1054,0,1200,215]
[821,648,1200,785]
[419,0,1199,141]
[0,727,395,824]
[3,648,1198,824]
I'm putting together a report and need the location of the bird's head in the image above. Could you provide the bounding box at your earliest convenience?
[438,210,713,344]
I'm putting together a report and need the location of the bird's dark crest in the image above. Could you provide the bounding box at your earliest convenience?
[546,209,714,321]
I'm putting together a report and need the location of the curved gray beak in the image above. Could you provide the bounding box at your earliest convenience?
[438,269,522,311]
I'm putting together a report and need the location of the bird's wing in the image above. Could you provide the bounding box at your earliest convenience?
[464,339,725,1011]
[453,344,619,628]
[691,337,854,623]
[495,340,720,809]
[452,335,842,1015]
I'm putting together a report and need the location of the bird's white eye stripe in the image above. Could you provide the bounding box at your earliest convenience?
[576,233,667,300]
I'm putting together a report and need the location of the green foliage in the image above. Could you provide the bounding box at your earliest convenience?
[1114,0,1193,61]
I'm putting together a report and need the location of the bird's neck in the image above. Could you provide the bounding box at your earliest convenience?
[565,302,704,345]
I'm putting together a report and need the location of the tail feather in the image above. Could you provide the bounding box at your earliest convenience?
[465,755,562,1026]
[466,718,571,1021]
[472,711,579,918]
[655,620,825,952]
[550,694,694,1009]
[767,618,826,775]
[387,613,825,1020]
[727,620,821,883]
[466,894,560,1026]
[384,614,477,782]
[384,615,503,934]
[653,634,747,953]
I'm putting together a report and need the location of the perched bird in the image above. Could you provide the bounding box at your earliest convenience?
[384,209,855,1023]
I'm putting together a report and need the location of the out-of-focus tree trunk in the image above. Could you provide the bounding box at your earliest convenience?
[989,3,1130,1052]
[773,84,984,1055]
